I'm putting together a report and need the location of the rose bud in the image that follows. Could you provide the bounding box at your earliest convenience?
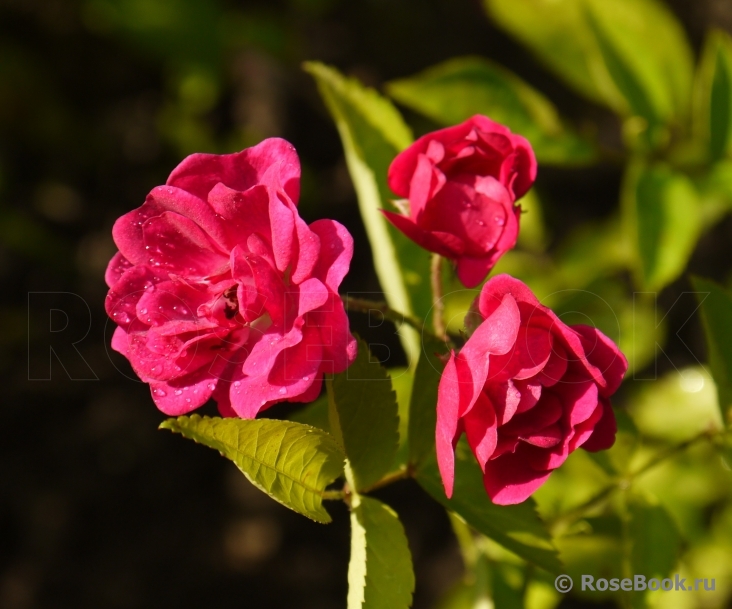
[383,115,537,288]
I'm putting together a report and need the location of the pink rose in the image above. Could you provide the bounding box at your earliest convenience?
[383,115,537,288]
[436,275,627,505]
[105,138,357,418]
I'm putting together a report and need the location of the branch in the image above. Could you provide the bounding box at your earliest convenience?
[430,254,447,340]
[341,295,425,335]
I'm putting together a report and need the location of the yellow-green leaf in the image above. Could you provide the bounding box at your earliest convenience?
[305,61,430,368]
[386,56,596,165]
[348,496,415,609]
[622,162,701,291]
[159,415,344,523]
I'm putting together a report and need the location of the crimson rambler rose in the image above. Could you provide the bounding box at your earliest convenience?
[383,115,537,288]
[436,275,627,505]
[105,138,357,418]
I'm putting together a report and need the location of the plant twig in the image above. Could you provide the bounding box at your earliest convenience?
[430,253,446,340]
[358,465,412,495]
[341,295,425,334]
[549,428,716,532]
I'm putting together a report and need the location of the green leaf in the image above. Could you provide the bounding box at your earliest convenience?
[348,496,415,609]
[584,8,660,139]
[482,0,693,125]
[628,494,683,580]
[305,61,431,367]
[696,30,732,161]
[159,415,344,523]
[692,276,732,424]
[628,366,722,443]
[408,335,451,466]
[390,366,415,469]
[622,162,701,291]
[556,518,624,600]
[416,448,561,573]
[385,56,596,165]
[289,395,330,434]
[328,338,400,491]
[696,159,732,228]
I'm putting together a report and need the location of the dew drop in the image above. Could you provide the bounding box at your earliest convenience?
[140,308,148,315]
[153,388,167,397]
[476,220,485,226]
[174,389,183,396]
[302,376,309,381]
[185,397,191,403]
[278,387,287,395]
[207,383,215,391]
[494,216,505,227]
[234,381,241,387]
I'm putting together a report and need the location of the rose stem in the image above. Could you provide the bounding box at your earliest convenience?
[340,295,424,334]
[430,253,447,341]
[548,427,719,532]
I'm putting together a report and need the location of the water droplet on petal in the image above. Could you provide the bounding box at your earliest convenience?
[207,383,215,391]
[174,389,183,396]
[278,387,287,395]
[234,381,241,387]
[153,388,167,397]
[302,376,309,381]
[476,220,485,226]
[495,216,505,227]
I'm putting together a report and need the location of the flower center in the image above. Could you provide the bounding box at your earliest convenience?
[222,284,239,320]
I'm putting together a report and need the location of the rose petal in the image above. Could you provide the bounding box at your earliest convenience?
[309,219,354,292]
[573,325,628,396]
[142,211,228,276]
[463,391,498,471]
[580,398,617,451]
[482,447,552,505]
[381,210,463,257]
[166,137,300,204]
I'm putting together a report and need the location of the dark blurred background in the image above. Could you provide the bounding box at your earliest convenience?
[4,0,732,607]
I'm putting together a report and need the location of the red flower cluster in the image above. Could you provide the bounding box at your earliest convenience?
[385,116,625,504]
[106,115,626,504]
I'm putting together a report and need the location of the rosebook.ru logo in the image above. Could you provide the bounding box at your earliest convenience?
[554,574,716,593]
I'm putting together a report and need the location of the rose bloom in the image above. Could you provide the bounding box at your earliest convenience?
[105,138,357,417]
[436,275,627,504]
[383,115,537,288]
